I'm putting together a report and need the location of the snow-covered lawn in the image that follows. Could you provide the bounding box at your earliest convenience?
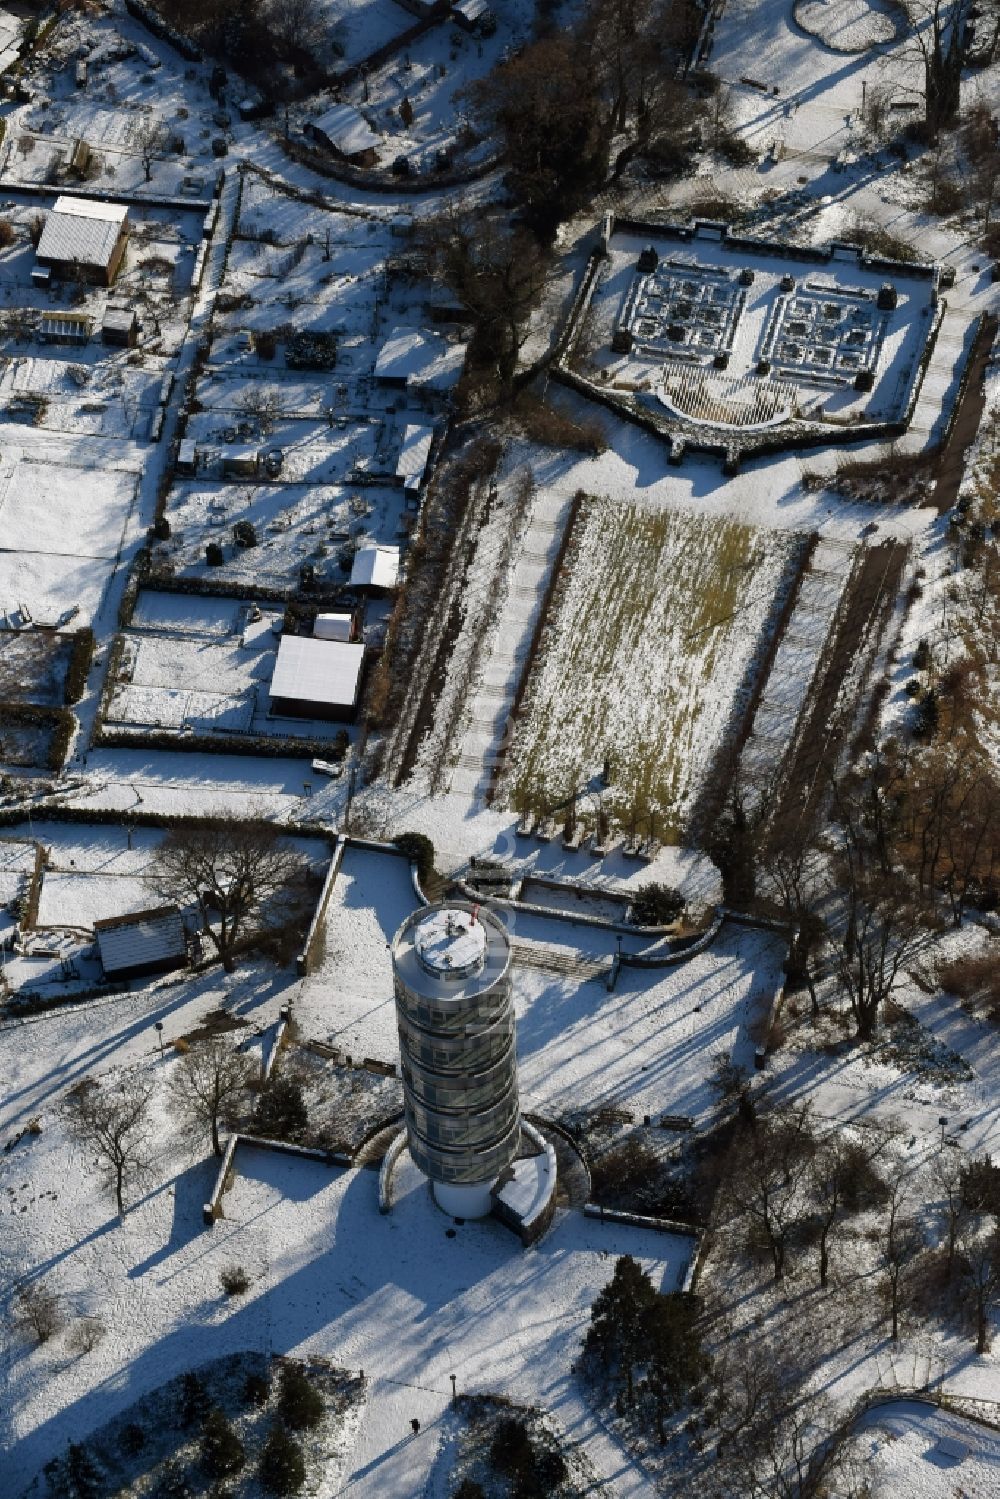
[0,1056,693,1496]
[0,453,137,624]
[0,460,135,560]
[515,924,786,1124]
[297,843,419,1045]
[302,842,785,1124]
[845,1400,1000,1495]
[35,870,158,931]
[499,498,803,833]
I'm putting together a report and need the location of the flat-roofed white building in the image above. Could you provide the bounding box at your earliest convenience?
[350,543,400,591]
[313,612,354,642]
[374,327,468,399]
[268,634,365,721]
[35,196,129,285]
[396,423,435,492]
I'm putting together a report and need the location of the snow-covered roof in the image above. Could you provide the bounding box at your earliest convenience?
[39,313,90,339]
[373,327,468,391]
[95,905,186,977]
[453,0,490,20]
[102,304,136,332]
[311,104,380,157]
[269,635,365,709]
[396,423,435,490]
[313,612,353,642]
[36,197,128,268]
[350,543,399,589]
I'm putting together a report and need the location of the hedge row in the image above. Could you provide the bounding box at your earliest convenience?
[93,724,349,761]
[0,804,337,839]
[63,628,95,705]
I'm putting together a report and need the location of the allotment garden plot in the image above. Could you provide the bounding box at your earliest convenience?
[0,456,137,624]
[498,500,803,835]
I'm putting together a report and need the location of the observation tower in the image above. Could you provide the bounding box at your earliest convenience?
[392,902,520,1218]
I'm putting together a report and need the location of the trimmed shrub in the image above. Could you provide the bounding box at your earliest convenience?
[259,1424,306,1495]
[206,541,225,566]
[252,1079,308,1142]
[278,1365,324,1430]
[118,1422,146,1457]
[200,1406,245,1479]
[46,1441,102,1499]
[220,1265,250,1296]
[244,1372,271,1407]
[490,1417,534,1478]
[233,519,257,548]
[152,515,171,540]
[393,831,435,884]
[629,883,685,927]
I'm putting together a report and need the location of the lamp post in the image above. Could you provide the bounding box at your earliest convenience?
[938,1115,948,1149]
[155,1021,164,1058]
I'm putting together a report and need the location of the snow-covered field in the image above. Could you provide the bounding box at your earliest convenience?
[0,459,135,561]
[0,451,138,624]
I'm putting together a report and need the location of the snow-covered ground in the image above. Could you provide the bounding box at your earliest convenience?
[301,842,783,1125]
[845,1399,1000,1495]
[0,1037,691,1497]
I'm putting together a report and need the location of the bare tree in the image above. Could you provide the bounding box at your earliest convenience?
[14,1282,64,1344]
[65,1076,154,1219]
[420,208,548,392]
[151,820,309,973]
[465,35,611,240]
[134,119,165,183]
[900,0,975,136]
[266,0,323,53]
[170,1036,257,1156]
[235,384,285,437]
[935,1154,968,1282]
[829,870,926,1040]
[958,1222,1000,1353]
[758,826,826,1014]
[881,1179,924,1341]
[808,1136,848,1289]
[65,1315,106,1356]
[728,1104,815,1281]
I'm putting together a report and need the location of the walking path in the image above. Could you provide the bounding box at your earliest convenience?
[448,488,574,803]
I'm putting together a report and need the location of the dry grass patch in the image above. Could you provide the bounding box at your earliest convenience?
[499,499,800,836]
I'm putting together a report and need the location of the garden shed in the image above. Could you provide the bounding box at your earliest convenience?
[35,197,129,285]
[350,543,400,591]
[95,905,187,980]
[268,635,365,721]
[307,105,380,166]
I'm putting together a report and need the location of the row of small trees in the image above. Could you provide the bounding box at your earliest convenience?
[710,736,999,1042]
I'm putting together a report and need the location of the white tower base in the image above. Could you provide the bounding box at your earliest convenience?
[433,1178,495,1219]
